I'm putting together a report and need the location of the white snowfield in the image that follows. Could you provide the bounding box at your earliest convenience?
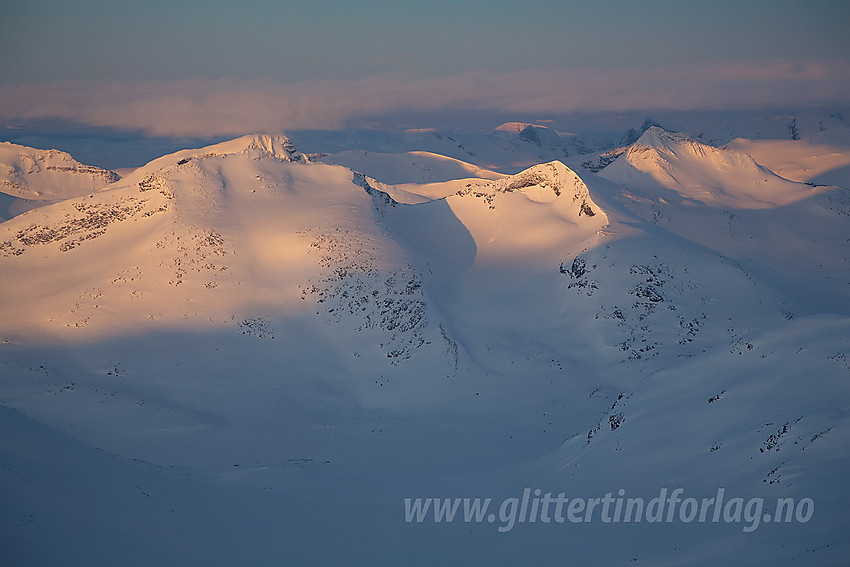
[1,124,849,566]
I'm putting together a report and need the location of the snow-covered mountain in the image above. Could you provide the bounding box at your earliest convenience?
[0,142,119,220]
[599,126,815,209]
[0,135,442,365]
[595,127,850,302]
[1,130,849,566]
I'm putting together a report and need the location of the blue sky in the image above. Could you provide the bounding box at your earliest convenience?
[3,0,849,82]
[0,0,850,83]
[1,0,849,139]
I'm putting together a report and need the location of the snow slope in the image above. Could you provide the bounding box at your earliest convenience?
[724,137,850,189]
[317,150,504,184]
[1,132,849,566]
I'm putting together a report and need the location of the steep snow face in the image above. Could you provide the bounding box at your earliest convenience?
[600,127,817,209]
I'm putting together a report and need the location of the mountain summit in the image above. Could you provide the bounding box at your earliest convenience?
[600,126,816,208]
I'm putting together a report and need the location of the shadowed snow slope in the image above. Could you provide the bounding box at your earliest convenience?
[1,134,849,566]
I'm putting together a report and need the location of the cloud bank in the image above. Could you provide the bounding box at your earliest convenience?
[2,61,848,137]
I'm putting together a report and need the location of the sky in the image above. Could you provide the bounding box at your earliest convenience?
[1,0,849,140]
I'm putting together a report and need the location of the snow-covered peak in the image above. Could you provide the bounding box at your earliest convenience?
[626,126,731,162]
[631,125,687,150]
[494,121,538,134]
[0,141,119,201]
[602,127,817,209]
[128,134,302,180]
[391,160,599,209]
[494,122,561,146]
[627,126,778,174]
[498,160,587,198]
[402,160,609,267]
[221,134,301,160]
